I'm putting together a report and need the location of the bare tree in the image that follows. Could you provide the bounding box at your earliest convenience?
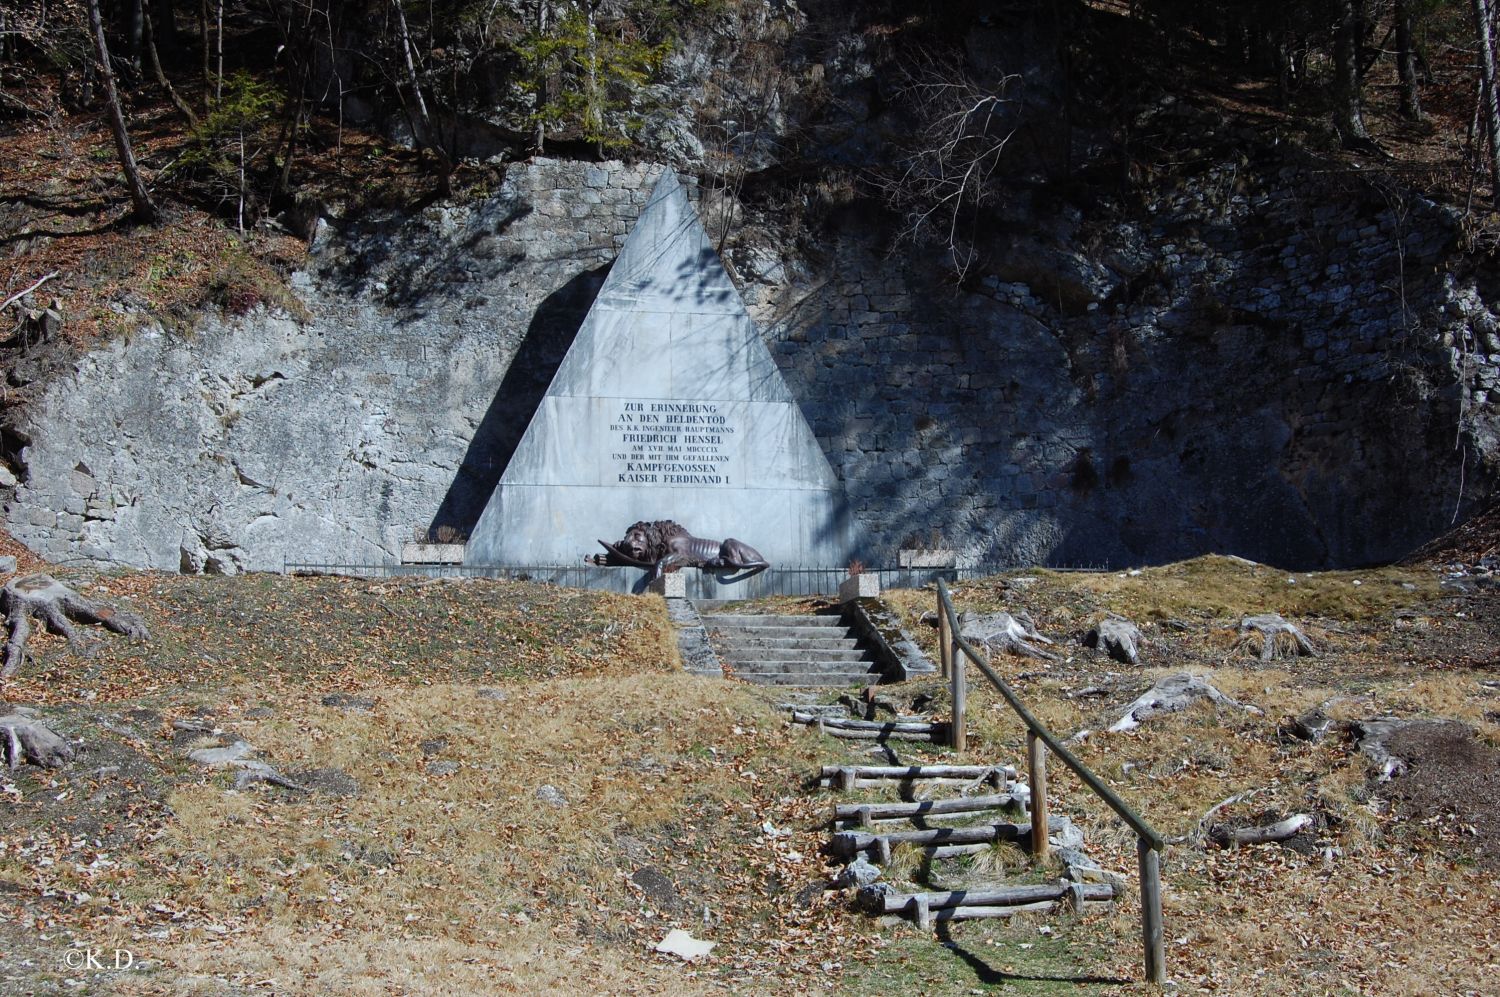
[1395,0,1423,122]
[1331,0,1373,149]
[390,0,453,192]
[144,8,199,128]
[875,53,1019,281]
[87,0,158,222]
[1475,0,1500,205]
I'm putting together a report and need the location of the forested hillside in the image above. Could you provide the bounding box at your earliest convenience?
[3,1,1495,328]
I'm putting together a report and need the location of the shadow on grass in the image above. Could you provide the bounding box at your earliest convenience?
[933,922,1131,988]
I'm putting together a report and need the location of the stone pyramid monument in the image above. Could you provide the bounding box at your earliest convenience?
[464,171,852,585]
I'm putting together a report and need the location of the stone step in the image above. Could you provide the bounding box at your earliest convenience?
[696,605,878,688]
[724,658,880,674]
[718,648,872,665]
[732,669,880,687]
[713,636,867,655]
[699,614,846,629]
[705,624,859,642]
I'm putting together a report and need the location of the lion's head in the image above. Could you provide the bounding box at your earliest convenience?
[619,520,690,562]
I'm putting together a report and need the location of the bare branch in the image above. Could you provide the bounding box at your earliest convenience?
[1,272,59,314]
[872,51,1019,280]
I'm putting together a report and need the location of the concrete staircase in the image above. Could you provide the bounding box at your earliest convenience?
[697,608,881,687]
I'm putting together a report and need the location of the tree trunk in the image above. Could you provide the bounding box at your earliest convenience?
[87,0,159,223]
[533,0,549,154]
[1474,0,1500,206]
[1396,0,1423,121]
[215,0,223,104]
[126,0,145,73]
[199,0,211,110]
[144,9,198,127]
[1333,0,1372,147]
[151,0,178,57]
[391,0,451,192]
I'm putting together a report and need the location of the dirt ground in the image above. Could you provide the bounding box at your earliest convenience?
[1,549,1500,994]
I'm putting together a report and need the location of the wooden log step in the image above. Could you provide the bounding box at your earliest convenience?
[830,821,1029,860]
[818,727,946,742]
[784,706,931,723]
[832,795,1025,829]
[834,812,1011,832]
[858,881,1117,915]
[833,794,1022,822]
[905,899,1113,929]
[818,764,1018,781]
[792,712,939,732]
[822,776,1006,790]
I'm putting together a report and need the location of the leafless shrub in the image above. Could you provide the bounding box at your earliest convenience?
[874,51,1020,281]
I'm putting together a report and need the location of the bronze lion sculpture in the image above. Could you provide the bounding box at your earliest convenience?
[587,520,769,581]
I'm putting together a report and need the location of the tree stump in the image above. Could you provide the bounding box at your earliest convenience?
[1,574,149,677]
[1,707,73,769]
[1085,615,1143,665]
[1109,672,1263,732]
[960,611,1059,661]
[1236,614,1316,660]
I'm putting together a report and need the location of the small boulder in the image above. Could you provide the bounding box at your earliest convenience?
[833,855,882,889]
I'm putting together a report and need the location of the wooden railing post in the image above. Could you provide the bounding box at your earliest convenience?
[1027,731,1049,862]
[950,638,966,753]
[937,599,951,679]
[1138,837,1165,985]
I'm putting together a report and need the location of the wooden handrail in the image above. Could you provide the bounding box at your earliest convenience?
[937,577,1165,984]
[936,579,1164,848]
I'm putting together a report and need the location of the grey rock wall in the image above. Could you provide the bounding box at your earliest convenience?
[5,160,655,573]
[4,155,1498,572]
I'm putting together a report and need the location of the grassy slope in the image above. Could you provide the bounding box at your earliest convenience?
[2,557,1499,994]
[0,570,853,995]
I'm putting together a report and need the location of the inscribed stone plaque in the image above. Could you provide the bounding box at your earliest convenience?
[465,171,853,575]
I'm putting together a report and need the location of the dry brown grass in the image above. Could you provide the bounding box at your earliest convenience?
[5,562,1500,995]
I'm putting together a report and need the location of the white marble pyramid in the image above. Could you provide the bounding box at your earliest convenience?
[465,171,852,582]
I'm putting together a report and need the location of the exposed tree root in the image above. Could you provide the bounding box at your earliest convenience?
[960,611,1059,661]
[1,574,149,677]
[1109,672,1263,732]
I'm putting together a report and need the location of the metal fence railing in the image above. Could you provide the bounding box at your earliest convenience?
[281,561,1055,597]
[936,577,1166,984]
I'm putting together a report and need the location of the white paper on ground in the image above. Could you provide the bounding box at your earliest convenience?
[655,928,715,962]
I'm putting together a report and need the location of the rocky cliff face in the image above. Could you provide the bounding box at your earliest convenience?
[759,134,1500,569]
[4,145,1497,572]
[3,161,654,573]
